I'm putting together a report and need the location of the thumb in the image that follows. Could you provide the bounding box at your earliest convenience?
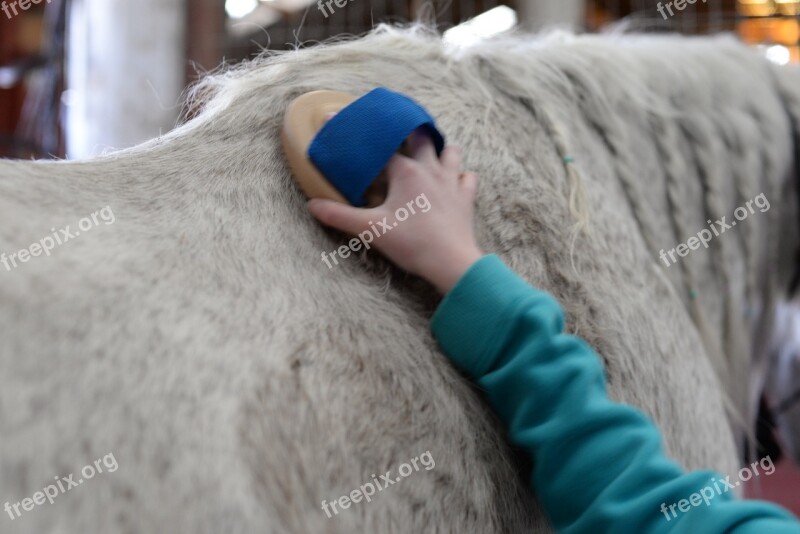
[307,198,374,235]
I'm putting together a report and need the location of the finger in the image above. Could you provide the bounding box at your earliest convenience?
[407,127,437,165]
[459,171,479,200]
[439,146,462,175]
[383,154,423,201]
[385,153,419,182]
[307,198,375,235]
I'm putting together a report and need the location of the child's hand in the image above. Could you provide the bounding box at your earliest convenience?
[307,129,483,294]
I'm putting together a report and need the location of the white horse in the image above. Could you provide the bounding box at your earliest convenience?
[1,27,798,533]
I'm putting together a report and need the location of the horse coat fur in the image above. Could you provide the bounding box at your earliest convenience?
[1,28,799,533]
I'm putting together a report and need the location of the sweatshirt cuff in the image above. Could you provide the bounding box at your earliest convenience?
[430,254,536,378]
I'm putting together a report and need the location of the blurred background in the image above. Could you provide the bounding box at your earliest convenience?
[0,0,798,160]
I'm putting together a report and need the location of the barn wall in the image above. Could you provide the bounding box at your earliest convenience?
[517,0,585,30]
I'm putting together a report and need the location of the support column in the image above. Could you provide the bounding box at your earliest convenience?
[66,0,186,158]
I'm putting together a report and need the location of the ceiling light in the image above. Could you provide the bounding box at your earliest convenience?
[443,6,518,47]
[225,0,259,19]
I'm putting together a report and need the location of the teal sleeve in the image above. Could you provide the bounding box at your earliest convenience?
[431,255,799,534]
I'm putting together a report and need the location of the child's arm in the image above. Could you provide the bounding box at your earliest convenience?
[308,132,800,533]
[430,253,798,533]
